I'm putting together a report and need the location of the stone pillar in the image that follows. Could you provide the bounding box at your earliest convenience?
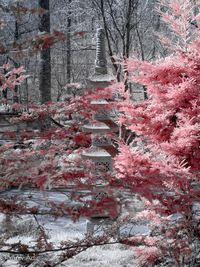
[82,28,115,175]
[82,29,120,223]
[95,28,107,75]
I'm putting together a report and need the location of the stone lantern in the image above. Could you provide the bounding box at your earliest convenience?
[82,29,120,224]
[82,28,115,176]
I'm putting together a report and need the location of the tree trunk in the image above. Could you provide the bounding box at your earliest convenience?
[67,0,71,86]
[100,0,120,81]
[38,0,51,104]
[124,0,132,91]
[13,13,19,104]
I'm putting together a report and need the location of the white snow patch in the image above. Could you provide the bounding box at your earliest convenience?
[66,244,135,267]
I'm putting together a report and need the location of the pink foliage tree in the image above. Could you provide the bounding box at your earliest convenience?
[0,64,28,107]
[114,0,200,266]
[0,1,200,266]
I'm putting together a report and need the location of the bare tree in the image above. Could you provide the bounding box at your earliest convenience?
[38,0,51,104]
[66,0,72,85]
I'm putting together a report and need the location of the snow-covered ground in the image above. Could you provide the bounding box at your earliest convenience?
[1,189,199,267]
[66,244,135,267]
[0,211,148,267]
[0,188,148,267]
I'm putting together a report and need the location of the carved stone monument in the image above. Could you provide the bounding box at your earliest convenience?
[82,28,115,176]
[82,29,120,227]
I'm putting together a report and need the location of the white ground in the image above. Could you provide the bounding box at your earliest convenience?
[0,189,148,267]
[0,189,199,267]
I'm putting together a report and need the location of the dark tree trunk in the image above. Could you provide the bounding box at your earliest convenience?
[124,0,132,91]
[100,0,120,81]
[67,0,71,85]
[13,16,19,104]
[38,0,51,104]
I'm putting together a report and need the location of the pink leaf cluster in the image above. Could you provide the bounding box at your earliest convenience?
[0,64,28,91]
[113,0,200,265]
